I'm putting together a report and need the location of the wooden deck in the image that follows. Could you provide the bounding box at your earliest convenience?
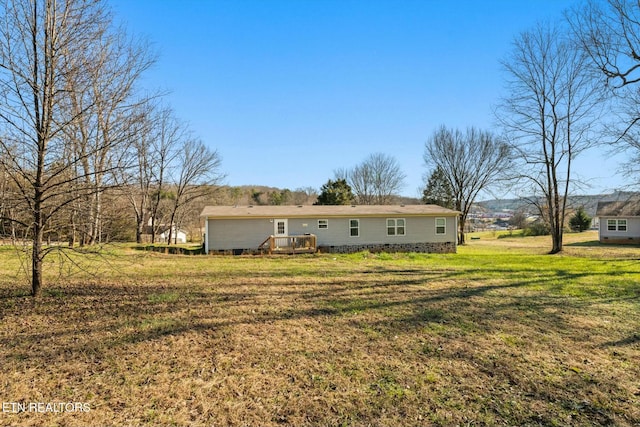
[259,234,317,254]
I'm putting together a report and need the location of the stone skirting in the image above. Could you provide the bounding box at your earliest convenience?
[209,241,457,255]
[600,236,640,244]
[210,248,259,255]
[317,241,456,254]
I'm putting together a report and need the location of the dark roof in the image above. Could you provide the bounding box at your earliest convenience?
[201,205,459,218]
[596,200,640,217]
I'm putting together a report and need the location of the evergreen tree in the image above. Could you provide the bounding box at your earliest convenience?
[315,179,355,205]
[422,166,455,209]
[569,206,591,232]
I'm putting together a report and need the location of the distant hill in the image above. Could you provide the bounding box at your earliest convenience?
[475,191,640,217]
[213,186,639,213]
[211,185,422,206]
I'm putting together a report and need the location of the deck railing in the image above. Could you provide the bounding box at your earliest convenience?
[259,234,317,254]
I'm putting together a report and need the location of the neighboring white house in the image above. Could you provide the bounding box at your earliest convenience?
[596,200,640,244]
[200,205,459,254]
[159,226,188,244]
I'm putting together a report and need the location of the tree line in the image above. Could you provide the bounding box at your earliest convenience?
[0,0,223,296]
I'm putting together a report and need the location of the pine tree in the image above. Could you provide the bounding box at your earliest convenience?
[422,166,454,209]
[315,179,354,205]
[569,207,591,232]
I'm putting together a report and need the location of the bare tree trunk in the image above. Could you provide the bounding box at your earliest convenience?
[150,214,157,244]
[90,191,101,244]
[31,238,43,297]
[32,160,45,296]
[167,208,176,245]
[458,214,466,246]
[135,213,144,244]
[69,209,76,247]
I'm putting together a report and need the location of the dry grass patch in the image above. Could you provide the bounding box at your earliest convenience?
[0,235,639,426]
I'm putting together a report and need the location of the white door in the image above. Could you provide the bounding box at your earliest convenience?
[274,219,288,248]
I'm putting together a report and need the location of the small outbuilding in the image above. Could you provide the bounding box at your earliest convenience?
[159,226,188,244]
[595,200,640,244]
[200,205,459,254]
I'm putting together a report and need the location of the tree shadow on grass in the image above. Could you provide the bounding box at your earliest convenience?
[3,260,638,312]
[2,263,639,366]
[2,262,639,426]
[564,239,603,247]
[601,333,640,347]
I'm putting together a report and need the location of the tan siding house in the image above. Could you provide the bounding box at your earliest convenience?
[200,205,459,254]
[596,200,640,244]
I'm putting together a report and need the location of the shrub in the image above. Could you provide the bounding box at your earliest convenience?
[524,221,550,236]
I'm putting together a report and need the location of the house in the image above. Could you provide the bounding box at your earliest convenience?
[200,205,459,254]
[159,226,188,244]
[595,200,640,244]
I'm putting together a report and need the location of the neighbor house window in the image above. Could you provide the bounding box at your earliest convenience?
[318,219,328,229]
[349,219,359,237]
[607,219,627,231]
[435,218,446,235]
[387,218,406,236]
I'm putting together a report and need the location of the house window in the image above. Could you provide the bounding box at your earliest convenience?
[435,218,446,235]
[318,219,328,229]
[349,219,359,237]
[607,219,627,231]
[387,218,405,236]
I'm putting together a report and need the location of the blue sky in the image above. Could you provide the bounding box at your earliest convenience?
[110,0,624,198]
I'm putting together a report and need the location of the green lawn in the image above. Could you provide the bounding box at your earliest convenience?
[0,231,638,426]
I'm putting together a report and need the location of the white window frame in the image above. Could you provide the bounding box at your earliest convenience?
[607,218,627,232]
[318,219,328,230]
[386,218,406,236]
[435,217,446,235]
[618,219,628,231]
[349,219,359,237]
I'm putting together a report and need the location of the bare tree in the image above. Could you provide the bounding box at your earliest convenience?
[123,103,155,244]
[345,161,374,205]
[568,1,640,91]
[498,22,603,253]
[340,153,406,205]
[63,25,154,246]
[292,186,318,205]
[147,107,185,243]
[165,138,223,245]
[425,126,510,245]
[0,151,19,241]
[568,0,640,180]
[0,144,29,242]
[0,0,152,295]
